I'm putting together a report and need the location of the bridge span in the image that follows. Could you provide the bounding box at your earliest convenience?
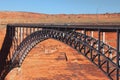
[0,23,120,80]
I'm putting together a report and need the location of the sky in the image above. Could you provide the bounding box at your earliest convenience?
[0,0,120,14]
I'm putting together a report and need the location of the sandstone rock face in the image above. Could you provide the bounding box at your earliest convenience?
[5,39,108,80]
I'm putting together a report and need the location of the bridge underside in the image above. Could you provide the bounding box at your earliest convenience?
[0,23,120,80]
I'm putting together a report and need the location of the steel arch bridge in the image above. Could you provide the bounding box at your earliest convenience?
[0,23,120,80]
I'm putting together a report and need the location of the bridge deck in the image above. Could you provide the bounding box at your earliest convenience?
[7,23,120,30]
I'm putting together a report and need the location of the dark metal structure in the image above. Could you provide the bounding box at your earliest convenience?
[0,23,120,80]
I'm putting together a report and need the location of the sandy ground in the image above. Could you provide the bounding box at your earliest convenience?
[5,39,108,80]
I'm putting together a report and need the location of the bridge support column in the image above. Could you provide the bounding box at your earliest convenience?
[117,29,120,80]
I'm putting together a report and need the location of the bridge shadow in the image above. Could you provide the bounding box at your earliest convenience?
[0,27,14,77]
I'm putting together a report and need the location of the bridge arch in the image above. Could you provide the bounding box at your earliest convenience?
[2,28,119,80]
[11,29,75,67]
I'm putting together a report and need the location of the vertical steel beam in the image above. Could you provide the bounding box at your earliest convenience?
[20,27,23,43]
[117,29,120,80]
[23,27,24,39]
[11,27,16,51]
[84,28,86,54]
[26,28,28,36]
[17,27,19,46]
[98,29,101,66]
